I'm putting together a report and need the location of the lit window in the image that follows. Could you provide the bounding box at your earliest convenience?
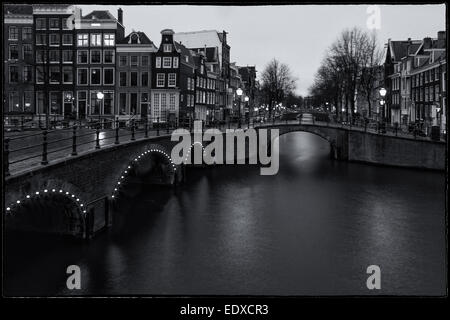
[163,44,172,52]
[156,57,161,68]
[104,34,115,46]
[9,27,18,40]
[77,34,88,46]
[91,34,102,46]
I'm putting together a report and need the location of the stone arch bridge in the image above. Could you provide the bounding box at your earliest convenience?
[4,120,445,238]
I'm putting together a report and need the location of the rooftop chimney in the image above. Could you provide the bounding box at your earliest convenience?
[118,8,123,25]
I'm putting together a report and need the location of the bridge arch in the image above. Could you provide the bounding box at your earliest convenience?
[5,181,87,237]
[110,143,180,200]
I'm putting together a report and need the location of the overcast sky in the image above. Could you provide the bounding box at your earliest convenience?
[81,4,445,96]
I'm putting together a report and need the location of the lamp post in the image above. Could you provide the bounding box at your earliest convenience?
[379,87,387,133]
[96,91,104,128]
[236,88,243,128]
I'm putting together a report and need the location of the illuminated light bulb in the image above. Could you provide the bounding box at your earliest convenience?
[71,195,75,198]
[16,200,20,204]
[44,189,48,192]
[83,210,86,213]
[26,195,30,198]
[128,166,131,169]
[80,204,83,207]
[7,207,10,211]
[111,195,115,198]
[66,192,69,195]
[59,190,63,193]
[76,199,79,201]
[124,171,127,173]
[121,176,124,179]
[52,189,55,192]
[117,182,121,185]
[35,191,39,195]
[114,188,117,191]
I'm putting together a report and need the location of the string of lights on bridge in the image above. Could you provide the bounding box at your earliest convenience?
[5,189,87,215]
[111,148,177,200]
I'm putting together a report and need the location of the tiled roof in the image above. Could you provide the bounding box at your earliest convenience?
[118,31,154,45]
[4,4,33,15]
[174,41,194,65]
[83,10,116,20]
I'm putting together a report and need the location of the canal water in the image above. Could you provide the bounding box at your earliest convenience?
[4,132,446,296]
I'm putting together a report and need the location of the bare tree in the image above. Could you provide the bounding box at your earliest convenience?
[260,58,297,116]
[309,27,382,121]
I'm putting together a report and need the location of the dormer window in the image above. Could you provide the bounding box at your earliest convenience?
[163,44,172,52]
[130,33,139,44]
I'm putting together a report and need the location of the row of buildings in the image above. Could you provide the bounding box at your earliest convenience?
[383,31,446,134]
[3,4,257,127]
[353,31,446,135]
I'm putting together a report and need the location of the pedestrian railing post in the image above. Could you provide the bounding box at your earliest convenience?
[157,117,160,136]
[4,138,10,177]
[131,119,135,141]
[41,130,48,165]
[167,118,170,134]
[115,119,120,144]
[21,116,24,131]
[71,125,78,156]
[95,127,100,149]
[175,117,178,129]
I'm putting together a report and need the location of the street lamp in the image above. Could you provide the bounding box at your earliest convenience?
[236,88,243,128]
[96,91,104,127]
[379,87,387,133]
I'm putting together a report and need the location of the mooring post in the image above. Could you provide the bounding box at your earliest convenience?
[115,119,120,144]
[95,126,100,149]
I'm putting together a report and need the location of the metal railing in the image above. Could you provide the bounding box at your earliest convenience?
[4,112,445,177]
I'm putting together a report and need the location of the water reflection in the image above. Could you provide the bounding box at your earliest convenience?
[4,132,446,296]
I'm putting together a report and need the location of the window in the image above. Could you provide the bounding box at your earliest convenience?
[130,72,138,86]
[63,66,73,83]
[90,68,101,85]
[160,94,167,120]
[90,92,101,115]
[22,27,32,41]
[49,50,60,63]
[36,34,46,45]
[9,27,19,40]
[24,91,33,111]
[63,34,73,45]
[23,44,33,61]
[163,44,172,52]
[157,73,165,87]
[104,92,114,115]
[77,68,88,85]
[141,93,149,115]
[156,57,161,68]
[91,33,102,46]
[119,72,127,86]
[36,67,44,83]
[142,55,149,66]
[23,66,32,82]
[163,57,172,68]
[90,50,101,63]
[50,34,60,46]
[9,92,20,111]
[153,93,160,119]
[49,66,60,83]
[63,50,73,63]
[77,34,88,46]
[9,45,19,60]
[141,72,149,86]
[435,84,440,101]
[62,18,69,30]
[130,93,138,115]
[119,55,127,66]
[173,57,179,68]
[169,93,176,111]
[104,50,115,63]
[36,18,46,30]
[131,56,138,66]
[77,50,88,64]
[168,73,176,87]
[49,18,60,29]
[119,93,127,115]
[104,68,114,85]
[104,34,115,46]
[9,66,19,83]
